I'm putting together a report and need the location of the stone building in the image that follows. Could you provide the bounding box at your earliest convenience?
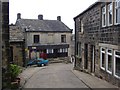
[0,1,2,89]
[9,24,25,66]
[1,0,9,68]
[74,1,120,87]
[0,0,9,89]
[71,34,75,56]
[15,13,72,63]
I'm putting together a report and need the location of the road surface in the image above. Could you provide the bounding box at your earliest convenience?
[24,63,89,88]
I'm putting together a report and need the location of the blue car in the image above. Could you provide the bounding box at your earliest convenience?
[27,58,49,67]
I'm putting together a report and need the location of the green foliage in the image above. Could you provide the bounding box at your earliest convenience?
[9,64,22,79]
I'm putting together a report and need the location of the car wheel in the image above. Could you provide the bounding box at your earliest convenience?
[37,64,41,67]
[41,64,44,67]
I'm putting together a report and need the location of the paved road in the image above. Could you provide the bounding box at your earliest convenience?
[24,63,89,88]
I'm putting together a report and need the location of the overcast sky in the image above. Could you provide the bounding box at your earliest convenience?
[9,0,97,33]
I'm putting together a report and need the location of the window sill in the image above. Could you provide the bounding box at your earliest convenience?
[79,32,84,34]
[114,75,120,79]
[106,70,112,75]
[108,24,113,26]
[114,23,120,25]
[102,25,106,28]
[100,67,105,71]
[32,43,41,45]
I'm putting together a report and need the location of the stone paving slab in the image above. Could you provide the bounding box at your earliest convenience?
[19,66,45,88]
[71,70,119,89]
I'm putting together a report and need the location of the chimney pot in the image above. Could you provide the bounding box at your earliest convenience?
[57,16,61,21]
[38,14,43,20]
[17,13,21,20]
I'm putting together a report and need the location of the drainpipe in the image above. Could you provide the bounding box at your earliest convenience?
[22,39,25,67]
[74,20,77,68]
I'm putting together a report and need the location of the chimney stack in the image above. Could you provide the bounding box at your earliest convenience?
[38,14,43,20]
[17,13,21,20]
[57,16,61,21]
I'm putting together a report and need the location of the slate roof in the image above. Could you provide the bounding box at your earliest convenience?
[16,19,72,32]
[9,25,24,42]
[74,1,100,19]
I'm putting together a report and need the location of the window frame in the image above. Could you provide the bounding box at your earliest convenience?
[106,49,112,74]
[114,50,120,79]
[100,47,106,70]
[102,6,106,27]
[80,20,84,33]
[61,35,66,43]
[107,3,113,26]
[33,35,39,43]
[114,0,120,25]
[47,49,53,54]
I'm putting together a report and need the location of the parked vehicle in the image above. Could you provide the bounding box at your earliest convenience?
[27,58,49,67]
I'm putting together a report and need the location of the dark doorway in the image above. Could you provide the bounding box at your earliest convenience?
[90,45,95,73]
[10,46,13,63]
[84,44,88,69]
[54,49,58,58]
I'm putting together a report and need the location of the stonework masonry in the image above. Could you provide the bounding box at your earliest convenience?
[74,2,120,87]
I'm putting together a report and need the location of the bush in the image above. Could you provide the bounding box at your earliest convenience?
[9,64,22,80]
[2,64,22,89]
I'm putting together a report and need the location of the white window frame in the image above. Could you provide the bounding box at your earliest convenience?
[106,49,112,74]
[102,6,106,27]
[60,48,62,53]
[100,47,105,70]
[63,48,65,53]
[80,20,84,33]
[47,49,53,54]
[65,48,68,52]
[115,0,120,24]
[108,3,113,26]
[114,50,120,79]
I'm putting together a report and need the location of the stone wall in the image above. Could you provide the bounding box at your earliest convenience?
[74,2,120,87]
[10,42,24,66]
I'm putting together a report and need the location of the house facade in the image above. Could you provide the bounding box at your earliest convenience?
[9,24,25,66]
[15,14,72,62]
[74,1,120,87]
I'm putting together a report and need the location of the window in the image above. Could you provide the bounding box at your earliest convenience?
[63,48,66,53]
[115,0,120,24]
[47,49,53,54]
[65,48,68,52]
[108,3,113,26]
[77,42,81,57]
[100,47,105,70]
[33,35,39,43]
[80,20,84,33]
[61,35,66,43]
[102,6,106,27]
[59,48,68,53]
[106,49,112,74]
[59,49,62,53]
[114,50,120,78]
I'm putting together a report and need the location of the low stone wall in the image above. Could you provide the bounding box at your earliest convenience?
[48,57,71,64]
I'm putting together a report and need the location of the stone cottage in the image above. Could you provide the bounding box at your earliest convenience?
[9,24,25,66]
